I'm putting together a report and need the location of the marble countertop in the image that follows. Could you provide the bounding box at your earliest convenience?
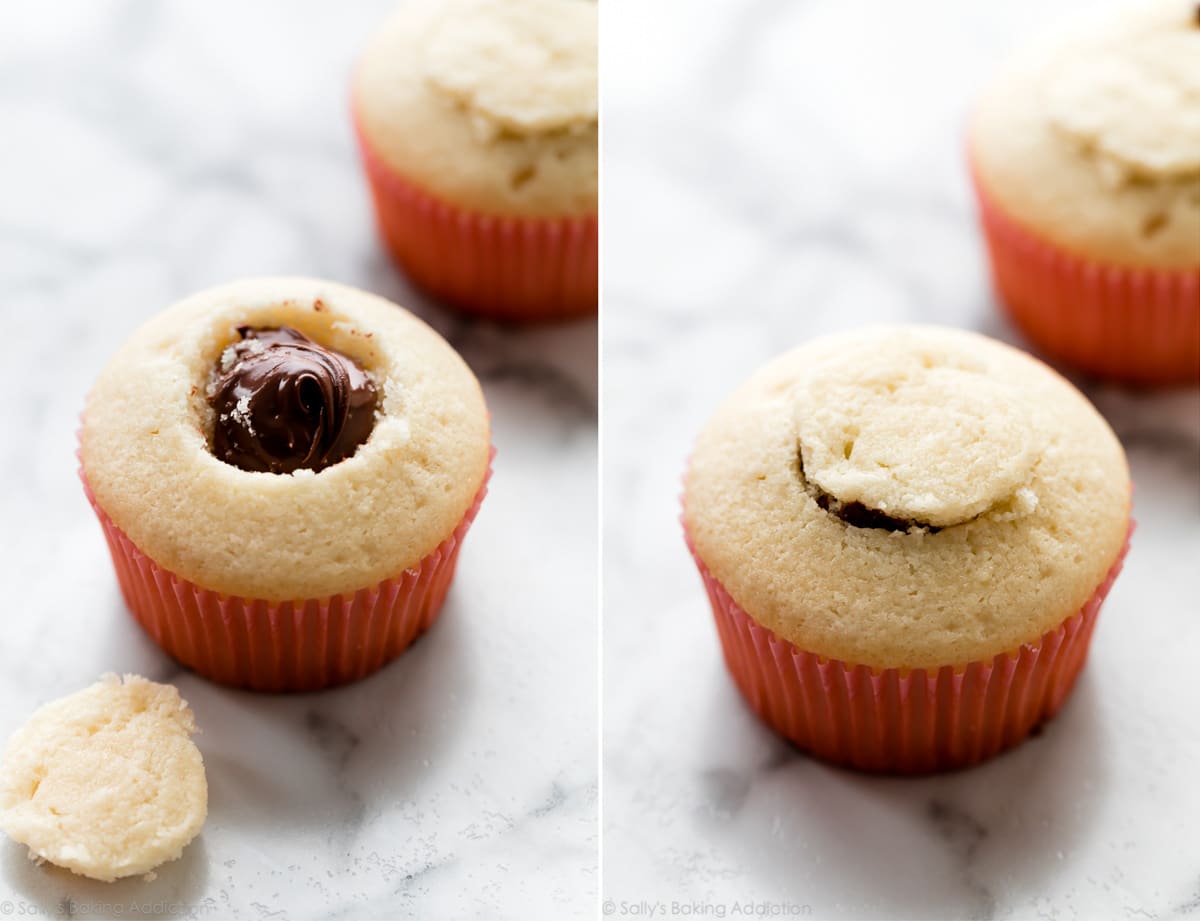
[601,1,1200,919]
[0,2,596,919]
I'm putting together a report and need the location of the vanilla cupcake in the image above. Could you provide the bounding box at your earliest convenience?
[683,326,1131,773]
[353,0,598,322]
[80,277,491,691]
[969,0,1200,384]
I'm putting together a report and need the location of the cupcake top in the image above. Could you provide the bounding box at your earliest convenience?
[971,0,1200,268]
[685,326,1130,671]
[0,675,206,882]
[355,0,597,217]
[81,277,490,602]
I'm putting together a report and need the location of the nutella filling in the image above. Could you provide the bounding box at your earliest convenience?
[208,326,378,474]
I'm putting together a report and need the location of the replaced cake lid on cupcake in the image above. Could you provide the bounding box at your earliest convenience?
[970,0,1200,268]
[423,0,597,141]
[794,343,1040,529]
[1043,1,1200,184]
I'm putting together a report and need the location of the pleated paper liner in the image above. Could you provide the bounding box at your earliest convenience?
[970,165,1199,386]
[80,456,492,693]
[684,517,1132,774]
[352,108,597,324]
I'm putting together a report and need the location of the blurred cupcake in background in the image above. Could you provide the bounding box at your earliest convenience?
[353,0,598,323]
[969,0,1200,385]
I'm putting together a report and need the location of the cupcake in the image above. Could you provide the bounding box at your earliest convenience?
[683,326,1131,773]
[79,277,491,692]
[352,0,598,323]
[969,0,1200,385]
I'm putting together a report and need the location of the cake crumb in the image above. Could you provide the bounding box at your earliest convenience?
[228,394,256,435]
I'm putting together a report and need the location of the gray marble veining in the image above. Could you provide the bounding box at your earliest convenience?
[602,1,1200,919]
[0,2,596,919]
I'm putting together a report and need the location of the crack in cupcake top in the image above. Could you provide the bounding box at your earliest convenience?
[422,0,597,143]
[1043,0,1200,186]
[792,343,1040,530]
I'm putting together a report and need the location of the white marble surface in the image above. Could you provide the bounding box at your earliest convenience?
[602,2,1200,919]
[0,3,596,919]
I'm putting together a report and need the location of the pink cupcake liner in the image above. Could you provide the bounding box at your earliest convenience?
[352,107,597,324]
[970,164,1199,386]
[80,454,492,693]
[683,516,1132,774]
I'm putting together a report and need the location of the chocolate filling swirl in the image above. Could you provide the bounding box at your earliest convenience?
[208,326,378,474]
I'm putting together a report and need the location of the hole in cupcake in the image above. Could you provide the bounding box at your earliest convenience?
[1140,211,1169,238]
[842,441,855,460]
[510,164,538,190]
[207,326,379,475]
